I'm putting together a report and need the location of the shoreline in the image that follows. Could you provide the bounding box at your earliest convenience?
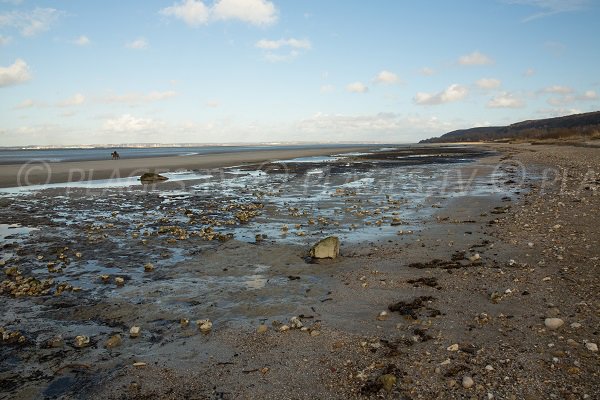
[0,145,378,188]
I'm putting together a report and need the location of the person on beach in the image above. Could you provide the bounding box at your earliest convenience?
[111,151,120,160]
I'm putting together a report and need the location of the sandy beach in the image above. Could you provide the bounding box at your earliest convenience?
[0,146,378,188]
[0,144,598,399]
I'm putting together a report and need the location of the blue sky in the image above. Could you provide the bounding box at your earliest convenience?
[1,0,599,146]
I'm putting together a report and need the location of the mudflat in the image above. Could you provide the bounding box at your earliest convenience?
[0,144,598,399]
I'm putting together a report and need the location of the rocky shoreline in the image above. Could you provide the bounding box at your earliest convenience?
[1,144,598,399]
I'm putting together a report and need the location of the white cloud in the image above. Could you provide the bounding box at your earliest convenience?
[476,78,501,90]
[523,68,536,77]
[15,99,34,109]
[320,84,335,94]
[103,114,160,133]
[212,0,277,26]
[126,38,149,49]
[487,92,525,108]
[579,90,598,100]
[541,85,573,94]
[160,0,210,26]
[0,34,11,45]
[505,0,589,21]
[419,67,435,76]
[102,91,177,104]
[0,7,63,37]
[73,35,90,46]
[205,100,220,108]
[373,70,399,85]
[414,84,468,105]
[58,93,85,107]
[346,82,369,93]
[161,0,277,27]
[0,58,32,87]
[458,51,493,66]
[256,38,311,62]
[255,38,311,50]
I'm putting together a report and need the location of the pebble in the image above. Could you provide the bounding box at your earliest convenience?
[570,322,582,329]
[447,344,459,351]
[279,325,290,332]
[585,342,598,352]
[544,318,564,330]
[290,316,303,329]
[468,254,480,262]
[376,311,388,321]
[180,318,189,328]
[115,277,125,287]
[74,335,90,348]
[105,334,122,349]
[378,374,397,392]
[144,263,155,272]
[256,324,268,334]
[485,365,494,371]
[130,326,140,338]
[196,319,212,333]
[310,330,320,337]
[462,376,475,389]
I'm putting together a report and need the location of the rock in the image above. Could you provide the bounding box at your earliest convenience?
[376,311,388,321]
[256,324,268,334]
[570,322,582,329]
[485,365,494,371]
[47,335,64,348]
[585,342,598,352]
[74,335,90,348]
[106,334,122,349]
[462,376,475,389]
[309,236,340,259]
[378,374,397,392]
[115,277,125,287]
[279,325,290,332]
[130,326,140,338]
[139,172,169,183]
[310,330,320,337]
[180,318,190,328]
[447,343,459,351]
[468,253,481,262]
[144,263,155,272]
[290,316,303,329]
[544,318,564,330]
[196,319,212,333]
[133,362,147,367]
[100,274,111,283]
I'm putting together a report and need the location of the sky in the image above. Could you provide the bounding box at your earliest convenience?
[0,0,599,146]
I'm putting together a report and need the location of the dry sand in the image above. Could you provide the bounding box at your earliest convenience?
[0,145,376,188]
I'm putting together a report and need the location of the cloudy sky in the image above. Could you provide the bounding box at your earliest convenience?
[1,0,599,146]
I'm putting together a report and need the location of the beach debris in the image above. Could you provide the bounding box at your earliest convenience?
[309,236,340,259]
[544,318,564,330]
[130,326,141,338]
[462,376,475,389]
[196,319,212,333]
[105,334,122,349]
[139,172,169,183]
[74,335,90,348]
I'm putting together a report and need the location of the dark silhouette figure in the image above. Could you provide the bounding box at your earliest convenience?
[111,151,120,160]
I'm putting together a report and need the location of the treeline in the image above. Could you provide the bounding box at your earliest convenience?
[420,111,600,143]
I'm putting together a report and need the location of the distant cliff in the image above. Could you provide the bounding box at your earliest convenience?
[420,111,600,143]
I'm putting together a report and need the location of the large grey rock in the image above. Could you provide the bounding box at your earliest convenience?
[309,236,340,259]
[139,172,168,183]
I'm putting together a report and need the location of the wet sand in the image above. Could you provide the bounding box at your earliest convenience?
[0,146,377,188]
[1,144,598,399]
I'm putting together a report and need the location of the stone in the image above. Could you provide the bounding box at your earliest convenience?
[115,277,125,287]
[180,318,190,328]
[377,311,388,321]
[74,335,90,348]
[47,335,64,348]
[133,362,147,367]
[290,316,303,329]
[570,322,582,329]
[447,343,459,351]
[279,325,290,332]
[544,318,564,330]
[256,324,268,334]
[196,319,212,333]
[378,374,397,392]
[130,326,141,338]
[139,172,169,183]
[144,263,155,272]
[468,253,481,262]
[585,342,598,352]
[462,376,475,389]
[106,334,122,349]
[310,330,320,337]
[309,236,340,259]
